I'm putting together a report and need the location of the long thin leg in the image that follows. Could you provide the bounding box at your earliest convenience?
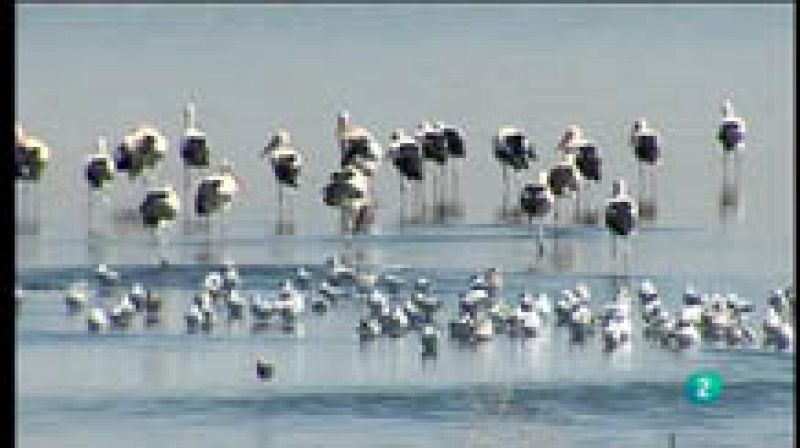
[278,182,284,227]
[400,177,406,223]
[502,166,509,218]
[537,219,545,258]
[87,190,93,238]
[183,167,190,233]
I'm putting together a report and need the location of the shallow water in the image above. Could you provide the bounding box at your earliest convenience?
[16,5,794,448]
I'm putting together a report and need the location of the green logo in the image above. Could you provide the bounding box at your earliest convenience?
[684,370,723,404]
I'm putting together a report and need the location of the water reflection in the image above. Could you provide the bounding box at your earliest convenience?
[719,178,744,224]
[719,152,745,224]
[15,182,42,236]
[551,230,579,273]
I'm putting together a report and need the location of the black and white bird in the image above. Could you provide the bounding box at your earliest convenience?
[416,121,450,216]
[718,99,746,153]
[323,165,371,234]
[717,99,747,195]
[15,123,49,182]
[547,152,581,224]
[116,125,168,183]
[493,127,536,218]
[630,119,662,218]
[604,179,638,263]
[442,123,466,214]
[179,101,211,229]
[180,101,210,169]
[85,136,115,235]
[388,128,424,219]
[263,129,302,228]
[195,160,240,218]
[140,184,181,264]
[520,171,554,256]
[337,110,383,177]
[15,124,49,233]
[114,125,168,220]
[573,138,603,223]
[556,125,601,223]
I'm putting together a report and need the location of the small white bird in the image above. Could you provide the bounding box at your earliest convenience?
[65,281,89,311]
[87,307,109,333]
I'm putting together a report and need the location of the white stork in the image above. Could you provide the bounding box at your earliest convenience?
[140,184,181,264]
[493,126,536,219]
[180,101,211,232]
[520,171,554,256]
[262,129,302,226]
[85,136,115,236]
[604,179,638,270]
[388,128,424,220]
[15,123,49,233]
[718,99,746,196]
[630,119,662,218]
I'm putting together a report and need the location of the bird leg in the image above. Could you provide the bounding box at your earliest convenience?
[502,166,509,219]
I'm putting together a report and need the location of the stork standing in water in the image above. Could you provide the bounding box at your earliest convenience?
[337,111,382,189]
[416,121,449,220]
[604,179,638,276]
[15,123,49,233]
[717,99,746,208]
[180,101,211,233]
[547,152,581,228]
[520,171,554,257]
[323,165,371,234]
[387,129,424,221]
[262,129,302,233]
[196,160,240,260]
[442,123,466,216]
[85,136,115,237]
[493,127,536,220]
[573,138,603,224]
[140,184,180,265]
[556,125,601,224]
[114,124,168,220]
[333,110,381,232]
[630,119,662,220]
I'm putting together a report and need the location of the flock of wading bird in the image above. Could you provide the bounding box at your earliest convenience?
[16,98,747,261]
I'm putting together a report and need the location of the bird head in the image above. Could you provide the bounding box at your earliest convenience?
[558,124,582,149]
[612,178,627,197]
[337,110,351,134]
[722,99,734,118]
[183,101,197,131]
[97,136,109,155]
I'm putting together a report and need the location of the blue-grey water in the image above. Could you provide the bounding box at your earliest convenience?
[16,5,794,448]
